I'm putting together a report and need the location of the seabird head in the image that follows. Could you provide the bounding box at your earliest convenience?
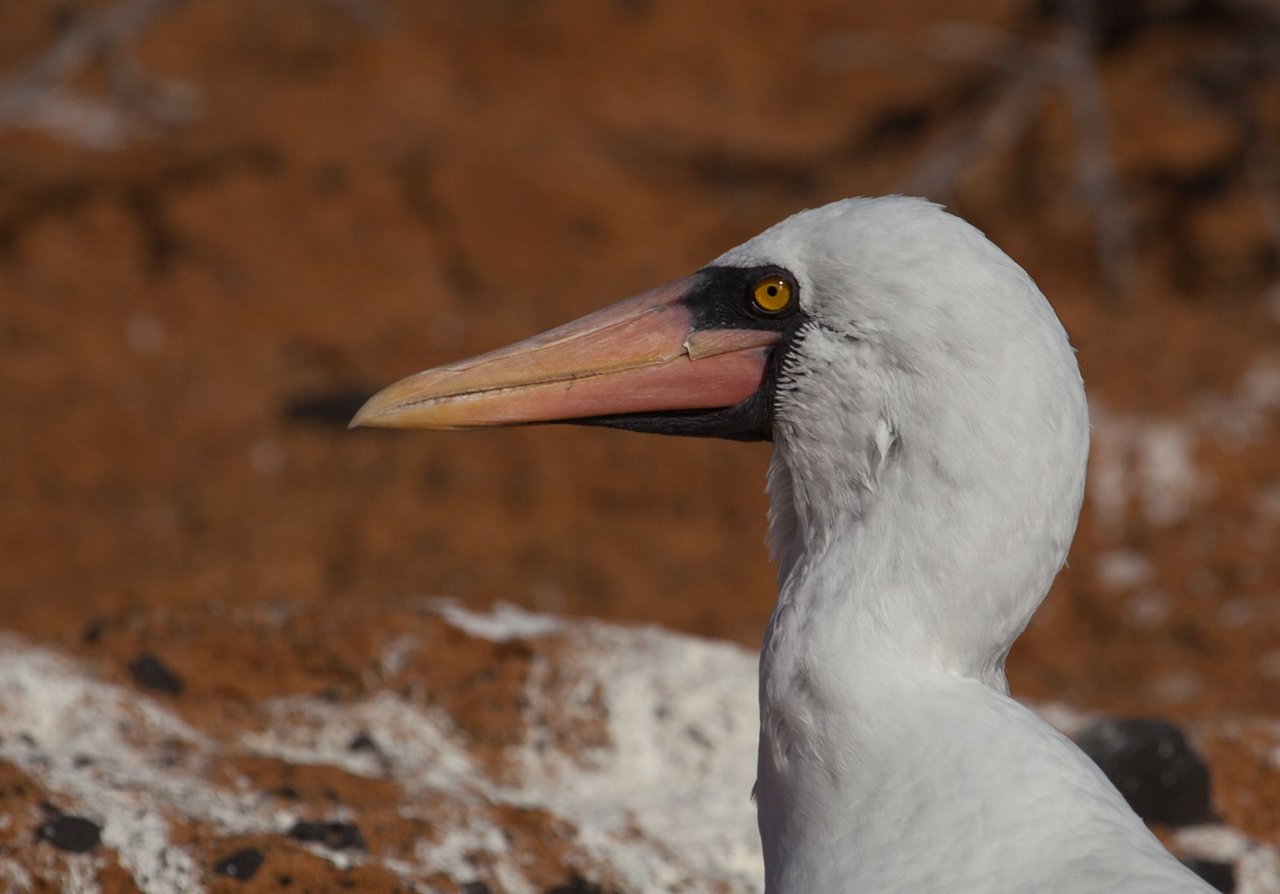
[720,198,1090,681]
[353,196,1089,678]
[350,196,1215,894]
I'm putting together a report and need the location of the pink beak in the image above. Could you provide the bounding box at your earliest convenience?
[350,274,781,431]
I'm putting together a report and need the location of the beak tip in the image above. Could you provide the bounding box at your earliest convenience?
[348,397,381,430]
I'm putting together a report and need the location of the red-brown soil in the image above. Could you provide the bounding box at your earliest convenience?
[3,1,1279,891]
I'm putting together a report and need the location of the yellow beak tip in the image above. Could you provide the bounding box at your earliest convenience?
[348,398,384,430]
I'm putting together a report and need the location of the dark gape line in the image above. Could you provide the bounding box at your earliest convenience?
[570,323,801,442]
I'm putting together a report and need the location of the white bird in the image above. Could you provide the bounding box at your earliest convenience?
[353,197,1214,893]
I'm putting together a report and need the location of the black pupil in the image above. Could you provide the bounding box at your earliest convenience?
[766,285,778,296]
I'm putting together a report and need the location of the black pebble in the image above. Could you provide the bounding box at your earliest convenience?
[80,618,106,644]
[1075,717,1214,826]
[347,730,377,752]
[37,814,101,853]
[213,847,265,881]
[283,388,377,428]
[546,876,613,894]
[1184,858,1236,893]
[287,820,366,851]
[128,653,184,696]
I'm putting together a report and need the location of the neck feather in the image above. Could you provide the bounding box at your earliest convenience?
[765,414,1082,684]
[755,445,1200,894]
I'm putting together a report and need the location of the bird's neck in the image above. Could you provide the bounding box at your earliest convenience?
[764,422,1068,686]
[753,639,1186,893]
[753,449,1197,893]
[757,447,1044,808]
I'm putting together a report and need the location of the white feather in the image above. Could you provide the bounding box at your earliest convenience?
[715,197,1212,893]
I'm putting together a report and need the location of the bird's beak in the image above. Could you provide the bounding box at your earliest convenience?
[350,274,782,431]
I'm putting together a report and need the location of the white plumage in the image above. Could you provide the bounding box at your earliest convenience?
[730,197,1210,893]
[356,196,1215,893]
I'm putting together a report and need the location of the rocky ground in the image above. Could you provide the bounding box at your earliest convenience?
[1,601,1278,893]
[2,1,1280,892]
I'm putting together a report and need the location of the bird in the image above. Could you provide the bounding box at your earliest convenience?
[352,196,1214,893]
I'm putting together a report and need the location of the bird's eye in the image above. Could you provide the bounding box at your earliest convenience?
[751,275,794,315]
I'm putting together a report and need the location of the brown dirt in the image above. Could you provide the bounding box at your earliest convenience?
[70,598,554,788]
[3,0,1280,890]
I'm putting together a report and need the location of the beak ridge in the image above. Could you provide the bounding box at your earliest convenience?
[351,274,781,431]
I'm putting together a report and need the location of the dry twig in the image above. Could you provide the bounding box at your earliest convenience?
[832,0,1280,303]
[0,0,388,149]
[0,0,196,149]
[1056,0,1135,302]
[832,15,1139,303]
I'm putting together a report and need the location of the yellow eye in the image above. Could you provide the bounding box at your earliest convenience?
[752,275,793,314]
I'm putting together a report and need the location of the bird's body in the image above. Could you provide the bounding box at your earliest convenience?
[757,669,1202,892]
[355,197,1214,892]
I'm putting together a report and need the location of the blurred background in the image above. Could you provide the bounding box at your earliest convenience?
[3,0,1280,724]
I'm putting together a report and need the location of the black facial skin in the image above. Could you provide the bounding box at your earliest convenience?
[572,264,808,442]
